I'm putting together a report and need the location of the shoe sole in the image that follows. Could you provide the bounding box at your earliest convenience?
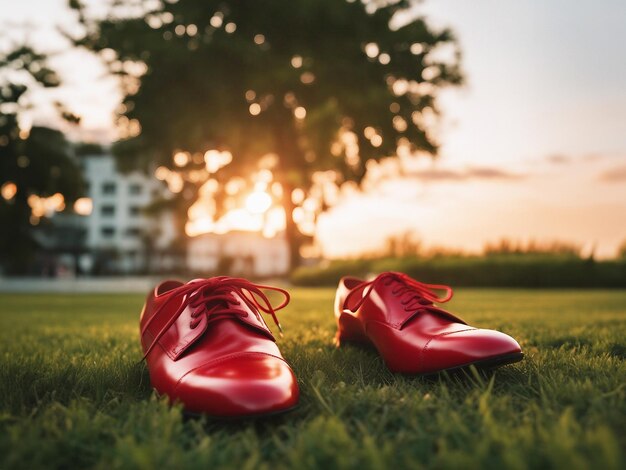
[337,334,524,375]
[152,388,300,420]
[422,351,524,377]
[182,403,300,421]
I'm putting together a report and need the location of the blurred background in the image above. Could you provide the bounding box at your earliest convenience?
[1,0,625,289]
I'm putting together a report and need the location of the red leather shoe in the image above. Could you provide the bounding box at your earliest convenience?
[139,277,299,417]
[334,272,523,374]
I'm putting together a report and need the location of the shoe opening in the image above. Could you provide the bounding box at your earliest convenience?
[155,280,184,296]
[342,276,363,290]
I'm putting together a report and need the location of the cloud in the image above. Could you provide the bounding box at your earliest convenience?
[535,152,625,165]
[598,165,626,182]
[544,152,626,165]
[412,166,525,182]
[583,154,604,162]
[411,169,465,181]
[466,167,525,179]
[546,154,571,164]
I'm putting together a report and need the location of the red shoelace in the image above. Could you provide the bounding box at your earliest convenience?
[345,272,453,313]
[140,277,290,360]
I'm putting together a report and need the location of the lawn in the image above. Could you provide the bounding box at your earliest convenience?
[0,289,625,469]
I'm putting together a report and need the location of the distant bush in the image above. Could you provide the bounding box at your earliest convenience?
[363,233,588,260]
[291,256,626,288]
[291,259,373,287]
[483,239,582,257]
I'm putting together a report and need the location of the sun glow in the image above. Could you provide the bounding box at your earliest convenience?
[1,182,17,200]
[26,192,66,225]
[245,190,272,214]
[73,197,93,216]
[179,149,339,240]
[184,161,286,238]
[186,202,285,238]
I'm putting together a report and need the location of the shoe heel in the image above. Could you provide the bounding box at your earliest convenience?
[335,312,371,347]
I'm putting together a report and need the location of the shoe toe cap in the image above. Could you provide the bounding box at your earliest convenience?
[423,328,522,372]
[173,353,299,417]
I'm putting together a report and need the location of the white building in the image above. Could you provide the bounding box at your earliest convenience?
[80,153,177,273]
[187,231,290,278]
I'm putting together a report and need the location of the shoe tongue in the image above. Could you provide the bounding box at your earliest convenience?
[186,276,229,289]
[208,290,275,338]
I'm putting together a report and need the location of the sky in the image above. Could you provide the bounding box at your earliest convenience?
[2,0,626,258]
[320,0,626,259]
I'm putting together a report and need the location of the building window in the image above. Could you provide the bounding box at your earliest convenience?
[129,184,142,195]
[102,182,117,194]
[101,227,115,237]
[101,205,115,216]
[126,227,141,237]
[129,206,142,217]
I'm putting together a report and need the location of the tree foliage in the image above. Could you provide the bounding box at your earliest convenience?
[73,0,463,267]
[0,46,83,273]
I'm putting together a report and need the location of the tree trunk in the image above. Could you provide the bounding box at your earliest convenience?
[280,180,302,272]
[272,113,305,273]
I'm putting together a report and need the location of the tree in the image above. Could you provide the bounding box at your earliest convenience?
[72,0,463,269]
[0,46,84,273]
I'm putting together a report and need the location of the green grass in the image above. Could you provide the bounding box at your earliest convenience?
[1,289,625,469]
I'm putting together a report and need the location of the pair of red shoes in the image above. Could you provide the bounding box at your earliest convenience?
[140,272,523,417]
